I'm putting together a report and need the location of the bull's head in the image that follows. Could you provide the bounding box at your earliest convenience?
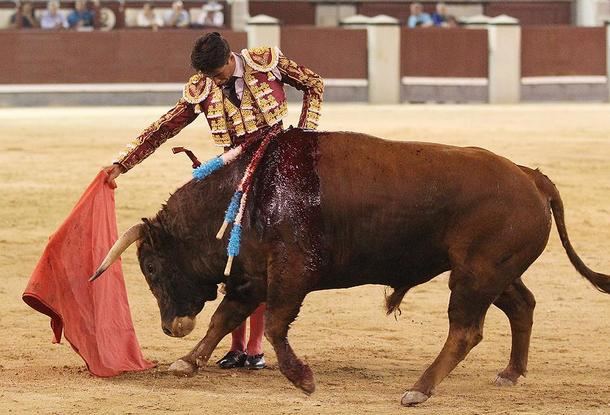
[89,220,218,338]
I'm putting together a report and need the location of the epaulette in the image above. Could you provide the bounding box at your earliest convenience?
[183,73,212,104]
[241,46,281,72]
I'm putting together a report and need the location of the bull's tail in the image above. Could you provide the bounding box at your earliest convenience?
[526,167,610,294]
[385,286,411,317]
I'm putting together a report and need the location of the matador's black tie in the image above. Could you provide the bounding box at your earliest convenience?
[223,76,241,107]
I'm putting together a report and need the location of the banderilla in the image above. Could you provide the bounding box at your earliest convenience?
[172,147,201,168]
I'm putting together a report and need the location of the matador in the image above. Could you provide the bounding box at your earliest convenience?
[103,32,324,373]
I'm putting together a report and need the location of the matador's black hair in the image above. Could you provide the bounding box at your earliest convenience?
[190,32,231,73]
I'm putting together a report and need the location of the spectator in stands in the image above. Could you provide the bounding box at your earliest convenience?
[40,0,68,29]
[10,2,39,29]
[98,5,116,30]
[196,1,224,27]
[407,2,433,28]
[445,15,459,28]
[67,0,94,29]
[137,2,163,30]
[164,0,189,28]
[431,3,449,27]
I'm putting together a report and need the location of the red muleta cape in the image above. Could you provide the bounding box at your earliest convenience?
[23,171,155,377]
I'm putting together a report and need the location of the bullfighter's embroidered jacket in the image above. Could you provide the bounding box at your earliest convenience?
[113,46,324,171]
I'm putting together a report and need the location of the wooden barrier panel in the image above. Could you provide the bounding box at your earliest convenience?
[280,27,367,79]
[3,25,608,86]
[401,28,488,77]
[0,30,247,84]
[521,26,606,76]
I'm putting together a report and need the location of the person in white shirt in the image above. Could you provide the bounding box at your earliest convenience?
[164,0,189,28]
[196,1,224,27]
[137,2,163,30]
[40,0,68,29]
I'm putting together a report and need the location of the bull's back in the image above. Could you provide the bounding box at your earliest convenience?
[311,131,550,287]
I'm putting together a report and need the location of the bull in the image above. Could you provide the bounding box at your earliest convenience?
[91,128,610,406]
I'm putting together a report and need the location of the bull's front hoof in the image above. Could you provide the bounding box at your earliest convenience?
[295,366,316,395]
[286,363,316,395]
[168,359,197,377]
[401,390,429,406]
[494,375,517,387]
[296,374,316,395]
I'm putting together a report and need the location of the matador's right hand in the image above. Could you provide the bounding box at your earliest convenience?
[102,164,122,189]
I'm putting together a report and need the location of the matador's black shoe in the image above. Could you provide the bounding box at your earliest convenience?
[244,354,266,370]
[217,350,247,369]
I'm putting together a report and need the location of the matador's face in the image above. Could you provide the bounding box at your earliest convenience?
[204,53,236,87]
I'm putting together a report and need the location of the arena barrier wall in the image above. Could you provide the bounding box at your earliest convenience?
[0,25,608,105]
[280,27,368,102]
[0,30,246,84]
[400,27,489,102]
[522,26,606,76]
[521,26,608,101]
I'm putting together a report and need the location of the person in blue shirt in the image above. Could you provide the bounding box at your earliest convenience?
[407,2,433,28]
[67,0,94,29]
[431,2,449,27]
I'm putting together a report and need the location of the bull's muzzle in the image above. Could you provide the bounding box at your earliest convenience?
[163,316,196,338]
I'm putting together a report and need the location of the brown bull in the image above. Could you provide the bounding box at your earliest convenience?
[91,128,610,406]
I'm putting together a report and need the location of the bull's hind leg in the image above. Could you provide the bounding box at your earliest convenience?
[264,247,319,394]
[493,278,536,385]
[402,269,498,406]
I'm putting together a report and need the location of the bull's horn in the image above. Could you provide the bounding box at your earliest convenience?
[89,223,144,282]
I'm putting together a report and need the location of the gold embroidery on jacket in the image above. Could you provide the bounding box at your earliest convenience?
[277,54,324,128]
[250,83,273,99]
[206,87,231,145]
[241,47,280,72]
[224,98,247,137]
[243,64,285,128]
[114,101,190,166]
[183,74,212,104]
[240,89,259,134]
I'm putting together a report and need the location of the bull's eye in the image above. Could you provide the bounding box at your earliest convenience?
[146,263,155,274]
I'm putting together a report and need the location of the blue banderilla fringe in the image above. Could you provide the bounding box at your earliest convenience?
[228,224,242,257]
[224,191,243,223]
[192,156,223,181]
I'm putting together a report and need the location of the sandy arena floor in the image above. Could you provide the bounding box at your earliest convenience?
[1,104,609,414]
